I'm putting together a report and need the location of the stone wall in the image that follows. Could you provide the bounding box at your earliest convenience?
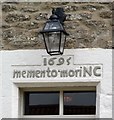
[1,2,113,50]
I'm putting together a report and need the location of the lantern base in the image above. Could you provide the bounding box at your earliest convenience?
[47,51,63,56]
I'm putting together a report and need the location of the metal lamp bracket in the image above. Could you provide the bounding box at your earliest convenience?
[51,7,66,25]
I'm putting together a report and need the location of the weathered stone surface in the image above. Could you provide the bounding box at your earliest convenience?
[64,21,80,29]
[1,2,112,49]
[35,13,49,20]
[65,39,78,49]
[100,10,112,18]
[84,20,107,29]
[52,2,69,6]
[16,21,41,30]
[81,4,105,12]
[64,5,79,12]
[21,7,39,13]
[2,24,11,29]
[92,39,108,48]
[112,11,114,23]
[2,4,17,12]
[3,29,15,40]
[78,12,92,20]
[2,29,45,49]
[66,12,92,21]
[5,14,31,23]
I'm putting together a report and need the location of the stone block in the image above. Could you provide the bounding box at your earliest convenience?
[100,10,112,19]
[5,13,31,23]
[2,4,17,12]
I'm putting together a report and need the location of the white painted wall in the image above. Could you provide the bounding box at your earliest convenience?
[0,52,2,120]
[0,49,112,118]
[112,50,114,119]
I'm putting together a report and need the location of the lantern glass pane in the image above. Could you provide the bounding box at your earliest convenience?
[44,21,63,31]
[60,32,66,53]
[44,32,60,53]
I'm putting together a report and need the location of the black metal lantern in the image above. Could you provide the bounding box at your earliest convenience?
[40,7,69,55]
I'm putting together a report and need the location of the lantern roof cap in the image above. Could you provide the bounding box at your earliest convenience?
[49,14,58,20]
[40,19,69,35]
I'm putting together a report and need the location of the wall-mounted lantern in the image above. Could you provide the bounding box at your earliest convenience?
[40,7,69,56]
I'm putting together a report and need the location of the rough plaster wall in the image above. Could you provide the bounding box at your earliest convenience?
[0,2,112,50]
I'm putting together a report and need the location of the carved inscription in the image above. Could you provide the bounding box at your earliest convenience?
[12,56,102,79]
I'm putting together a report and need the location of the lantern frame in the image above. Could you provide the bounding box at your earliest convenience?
[40,7,69,55]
